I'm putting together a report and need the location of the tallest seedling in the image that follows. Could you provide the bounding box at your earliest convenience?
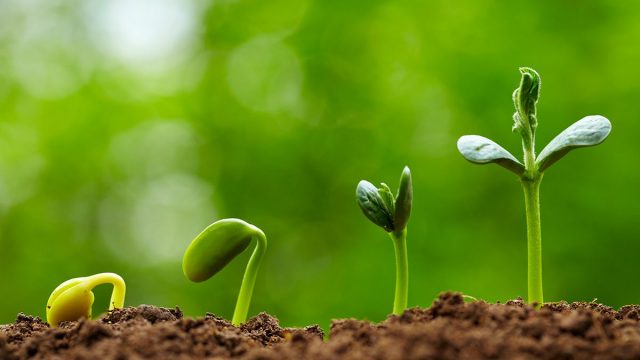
[457,68,611,305]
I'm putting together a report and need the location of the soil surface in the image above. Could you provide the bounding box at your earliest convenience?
[3,292,640,359]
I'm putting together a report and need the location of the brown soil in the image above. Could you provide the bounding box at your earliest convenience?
[3,292,640,359]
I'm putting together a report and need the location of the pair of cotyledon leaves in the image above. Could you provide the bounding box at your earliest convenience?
[457,115,611,175]
[356,166,412,233]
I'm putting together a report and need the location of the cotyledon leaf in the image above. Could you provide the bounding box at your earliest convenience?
[356,180,395,232]
[457,135,524,175]
[394,166,412,232]
[182,219,255,282]
[536,115,611,172]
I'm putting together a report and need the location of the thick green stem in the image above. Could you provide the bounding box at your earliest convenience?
[232,228,267,325]
[519,105,544,306]
[521,179,543,306]
[390,229,408,315]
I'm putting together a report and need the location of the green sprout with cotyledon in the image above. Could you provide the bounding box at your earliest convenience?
[356,166,413,315]
[457,67,611,306]
[182,218,267,326]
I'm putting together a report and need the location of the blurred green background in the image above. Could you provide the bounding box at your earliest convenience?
[1,0,639,329]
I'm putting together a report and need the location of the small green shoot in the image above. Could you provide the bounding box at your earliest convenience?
[356,166,413,315]
[462,294,478,302]
[46,272,126,327]
[457,67,611,306]
[182,218,267,326]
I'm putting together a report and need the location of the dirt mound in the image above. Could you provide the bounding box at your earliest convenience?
[247,293,640,360]
[0,305,321,360]
[3,293,640,359]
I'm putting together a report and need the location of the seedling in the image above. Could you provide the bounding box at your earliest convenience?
[46,272,126,327]
[182,218,267,326]
[457,67,611,306]
[356,166,413,314]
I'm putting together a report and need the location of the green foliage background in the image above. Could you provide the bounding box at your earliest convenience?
[0,0,638,329]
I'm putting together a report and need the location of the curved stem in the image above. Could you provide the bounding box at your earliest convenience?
[390,229,408,315]
[521,179,543,306]
[83,273,126,310]
[232,227,267,325]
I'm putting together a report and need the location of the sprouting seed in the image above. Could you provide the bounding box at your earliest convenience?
[46,272,126,327]
[182,218,267,326]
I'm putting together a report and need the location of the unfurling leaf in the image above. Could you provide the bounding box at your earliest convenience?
[356,180,394,232]
[457,135,524,175]
[513,67,541,133]
[378,183,396,219]
[536,115,611,172]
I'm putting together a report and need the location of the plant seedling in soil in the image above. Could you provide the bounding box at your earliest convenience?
[457,67,611,306]
[182,218,267,326]
[356,166,413,315]
[46,272,126,327]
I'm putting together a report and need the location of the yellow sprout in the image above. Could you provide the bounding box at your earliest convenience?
[46,272,126,327]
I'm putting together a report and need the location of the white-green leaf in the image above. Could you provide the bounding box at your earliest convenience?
[457,135,524,175]
[356,180,394,232]
[536,115,611,172]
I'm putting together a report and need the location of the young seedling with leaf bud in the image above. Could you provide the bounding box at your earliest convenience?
[356,166,412,315]
[457,68,611,306]
[182,218,267,326]
[46,272,126,327]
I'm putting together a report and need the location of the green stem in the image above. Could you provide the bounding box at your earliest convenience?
[83,273,126,310]
[232,228,267,325]
[521,179,543,306]
[390,229,408,315]
[519,106,543,307]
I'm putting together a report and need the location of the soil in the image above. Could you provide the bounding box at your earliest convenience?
[3,292,640,359]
